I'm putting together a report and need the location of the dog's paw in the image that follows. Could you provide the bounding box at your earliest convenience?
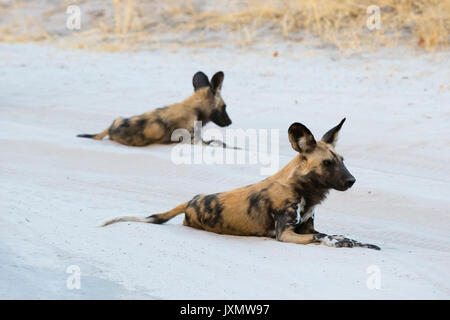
[313,233,328,241]
[359,243,381,250]
[207,140,224,147]
[316,234,351,248]
[315,234,380,250]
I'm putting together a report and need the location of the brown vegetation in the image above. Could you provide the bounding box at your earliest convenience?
[0,0,448,53]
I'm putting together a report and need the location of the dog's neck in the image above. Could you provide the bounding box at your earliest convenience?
[182,88,214,125]
[269,154,330,206]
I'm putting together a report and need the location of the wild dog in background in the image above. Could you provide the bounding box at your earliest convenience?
[103,119,380,250]
[77,71,232,147]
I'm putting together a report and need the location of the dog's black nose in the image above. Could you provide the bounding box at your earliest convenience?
[344,177,356,188]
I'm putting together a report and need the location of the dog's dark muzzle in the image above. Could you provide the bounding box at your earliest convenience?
[212,109,232,127]
[334,165,356,191]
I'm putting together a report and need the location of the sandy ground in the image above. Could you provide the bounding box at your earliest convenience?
[0,43,449,299]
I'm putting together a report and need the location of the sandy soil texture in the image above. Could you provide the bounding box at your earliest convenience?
[0,43,449,299]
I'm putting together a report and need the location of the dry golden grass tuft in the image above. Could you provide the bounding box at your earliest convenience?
[0,0,449,53]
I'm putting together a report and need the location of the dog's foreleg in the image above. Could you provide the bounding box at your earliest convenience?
[294,201,318,234]
[202,139,240,150]
[274,205,320,245]
[188,127,239,149]
[277,227,320,245]
[293,203,380,250]
[273,209,380,249]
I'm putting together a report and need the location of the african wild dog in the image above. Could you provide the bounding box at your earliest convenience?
[102,119,380,250]
[77,71,232,147]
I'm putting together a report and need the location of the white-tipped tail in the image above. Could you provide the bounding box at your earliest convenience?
[101,202,187,227]
[101,216,154,227]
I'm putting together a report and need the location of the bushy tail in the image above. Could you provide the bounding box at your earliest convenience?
[101,202,187,227]
[77,128,109,140]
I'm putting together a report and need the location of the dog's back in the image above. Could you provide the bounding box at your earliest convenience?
[107,94,203,146]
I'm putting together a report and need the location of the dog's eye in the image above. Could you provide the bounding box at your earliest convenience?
[322,160,333,166]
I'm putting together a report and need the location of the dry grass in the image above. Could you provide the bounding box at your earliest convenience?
[0,0,449,53]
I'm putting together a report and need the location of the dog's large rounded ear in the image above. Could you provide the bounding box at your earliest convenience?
[193,71,210,91]
[288,122,316,153]
[321,118,346,147]
[210,71,224,93]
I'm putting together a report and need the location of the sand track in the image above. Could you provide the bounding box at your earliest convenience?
[0,44,449,299]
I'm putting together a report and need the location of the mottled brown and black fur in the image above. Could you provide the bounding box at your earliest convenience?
[77,71,232,147]
[103,119,380,250]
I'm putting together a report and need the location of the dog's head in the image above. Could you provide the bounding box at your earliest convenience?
[288,118,355,191]
[192,71,232,127]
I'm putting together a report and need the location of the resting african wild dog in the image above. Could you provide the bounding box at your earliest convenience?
[103,119,380,250]
[77,71,232,147]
